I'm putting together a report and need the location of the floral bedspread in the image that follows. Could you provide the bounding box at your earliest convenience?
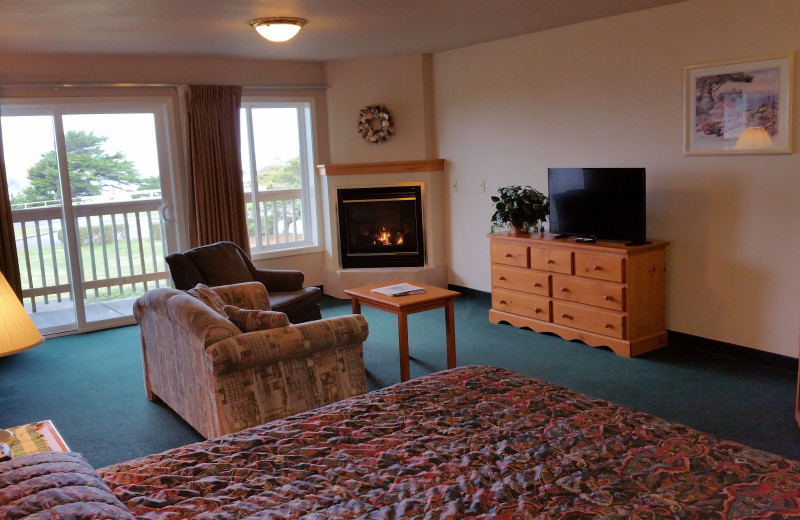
[99,365,800,519]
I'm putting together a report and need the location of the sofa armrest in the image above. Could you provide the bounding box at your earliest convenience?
[211,281,272,311]
[251,268,305,292]
[0,452,136,520]
[206,314,368,376]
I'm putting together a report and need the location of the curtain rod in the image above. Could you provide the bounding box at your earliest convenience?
[0,83,329,90]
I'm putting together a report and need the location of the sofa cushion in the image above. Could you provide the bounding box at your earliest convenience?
[223,305,290,332]
[186,284,226,316]
[185,242,252,286]
[0,451,135,520]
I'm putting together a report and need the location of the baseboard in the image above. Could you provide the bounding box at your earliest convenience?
[448,285,796,371]
[448,284,491,302]
[667,331,796,372]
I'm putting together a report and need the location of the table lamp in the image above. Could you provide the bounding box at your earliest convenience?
[0,272,43,356]
[734,126,774,150]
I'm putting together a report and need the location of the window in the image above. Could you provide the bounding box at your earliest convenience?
[240,101,318,255]
[2,96,179,334]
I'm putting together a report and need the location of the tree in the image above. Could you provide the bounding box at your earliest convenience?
[256,157,301,190]
[694,73,753,116]
[20,130,142,203]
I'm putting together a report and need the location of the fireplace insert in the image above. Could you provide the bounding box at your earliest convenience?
[337,185,425,268]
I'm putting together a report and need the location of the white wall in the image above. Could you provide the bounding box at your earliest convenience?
[433,0,800,356]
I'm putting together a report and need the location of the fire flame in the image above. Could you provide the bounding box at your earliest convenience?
[373,227,404,246]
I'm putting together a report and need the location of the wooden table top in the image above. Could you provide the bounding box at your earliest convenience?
[344,280,460,311]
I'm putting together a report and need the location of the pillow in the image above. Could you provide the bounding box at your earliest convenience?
[0,451,136,520]
[223,305,290,332]
[186,283,226,316]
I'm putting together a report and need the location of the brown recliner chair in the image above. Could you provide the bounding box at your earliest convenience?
[165,241,322,323]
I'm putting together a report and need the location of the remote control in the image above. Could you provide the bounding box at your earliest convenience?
[574,237,596,243]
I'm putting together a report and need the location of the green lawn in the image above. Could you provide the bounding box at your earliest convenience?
[20,239,167,304]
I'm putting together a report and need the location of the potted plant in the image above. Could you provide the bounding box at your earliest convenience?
[490,185,549,234]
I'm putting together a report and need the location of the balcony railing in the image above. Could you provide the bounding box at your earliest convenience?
[11,189,305,329]
[12,198,169,315]
[245,188,305,249]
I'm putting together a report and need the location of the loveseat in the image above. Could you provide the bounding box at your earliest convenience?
[134,281,368,438]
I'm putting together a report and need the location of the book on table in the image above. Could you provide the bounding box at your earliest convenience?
[371,283,426,297]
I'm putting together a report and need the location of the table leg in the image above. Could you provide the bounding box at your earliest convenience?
[445,300,457,369]
[351,298,361,314]
[398,311,410,382]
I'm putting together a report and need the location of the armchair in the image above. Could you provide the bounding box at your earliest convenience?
[165,241,321,323]
[134,281,368,438]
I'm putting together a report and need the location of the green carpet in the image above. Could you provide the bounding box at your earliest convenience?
[1,291,798,469]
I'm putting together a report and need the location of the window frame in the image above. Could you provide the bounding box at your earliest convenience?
[239,97,322,259]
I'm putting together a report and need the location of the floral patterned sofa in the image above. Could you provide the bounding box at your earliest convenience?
[134,281,368,438]
[3,366,800,519]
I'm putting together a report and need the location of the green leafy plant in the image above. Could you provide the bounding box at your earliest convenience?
[490,185,549,234]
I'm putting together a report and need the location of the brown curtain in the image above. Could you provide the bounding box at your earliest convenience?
[185,85,250,254]
[0,116,23,299]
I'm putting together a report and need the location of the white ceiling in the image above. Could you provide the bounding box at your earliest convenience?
[0,0,685,61]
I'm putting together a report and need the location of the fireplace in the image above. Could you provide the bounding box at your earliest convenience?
[337,185,425,268]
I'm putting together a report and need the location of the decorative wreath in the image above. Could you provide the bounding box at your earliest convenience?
[357,104,395,144]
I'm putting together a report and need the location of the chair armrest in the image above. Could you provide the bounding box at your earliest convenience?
[211,281,272,311]
[251,268,305,292]
[158,292,240,348]
[206,314,368,376]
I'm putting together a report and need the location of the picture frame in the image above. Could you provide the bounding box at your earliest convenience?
[684,52,794,155]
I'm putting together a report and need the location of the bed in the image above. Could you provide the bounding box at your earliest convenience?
[3,365,800,519]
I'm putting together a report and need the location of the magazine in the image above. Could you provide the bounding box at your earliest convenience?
[371,283,426,297]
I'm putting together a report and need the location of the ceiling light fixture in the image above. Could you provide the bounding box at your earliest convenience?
[249,17,307,42]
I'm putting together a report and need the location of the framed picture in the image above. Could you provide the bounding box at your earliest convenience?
[684,52,794,155]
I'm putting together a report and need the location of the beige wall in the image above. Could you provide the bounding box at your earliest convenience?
[325,55,430,163]
[0,52,326,87]
[433,0,800,356]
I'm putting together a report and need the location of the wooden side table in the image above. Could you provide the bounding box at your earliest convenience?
[344,281,460,382]
[4,420,69,457]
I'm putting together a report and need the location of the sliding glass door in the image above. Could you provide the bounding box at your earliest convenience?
[1,98,179,335]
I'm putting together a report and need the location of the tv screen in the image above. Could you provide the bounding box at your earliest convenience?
[548,168,646,244]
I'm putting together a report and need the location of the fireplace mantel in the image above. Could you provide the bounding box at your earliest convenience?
[317,159,444,176]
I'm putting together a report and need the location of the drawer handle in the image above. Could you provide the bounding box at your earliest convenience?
[593,265,602,271]
[561,313,573,320]
[505,253,513,258]
[547,259,555,264]
[498,276,506,281]
[604,323,614,329]
[499,300,507,305]
[534,307,542,314]
[534,282,542,288]
[603,295,614,301]
[560,287,568,293]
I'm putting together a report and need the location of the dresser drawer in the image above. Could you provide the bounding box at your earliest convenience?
[574,252,625,282]
[490,242,529,267]
[551,274,625,311]
[553,301,626,339]
[492,288,551,321]
[491,265,550,296]
[530,247,573,274]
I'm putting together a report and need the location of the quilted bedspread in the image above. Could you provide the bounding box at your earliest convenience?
[98,366,800,519]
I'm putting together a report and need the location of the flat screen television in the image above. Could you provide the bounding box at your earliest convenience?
[547,167,647,245]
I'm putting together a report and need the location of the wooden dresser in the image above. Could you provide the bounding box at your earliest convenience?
[488,232,668,357]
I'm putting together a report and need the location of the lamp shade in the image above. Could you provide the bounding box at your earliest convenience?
[0,272,43,356]
[249,17,306,42]
[734,126,774,150]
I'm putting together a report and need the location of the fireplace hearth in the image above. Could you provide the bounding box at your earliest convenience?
[337,185,425,268]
